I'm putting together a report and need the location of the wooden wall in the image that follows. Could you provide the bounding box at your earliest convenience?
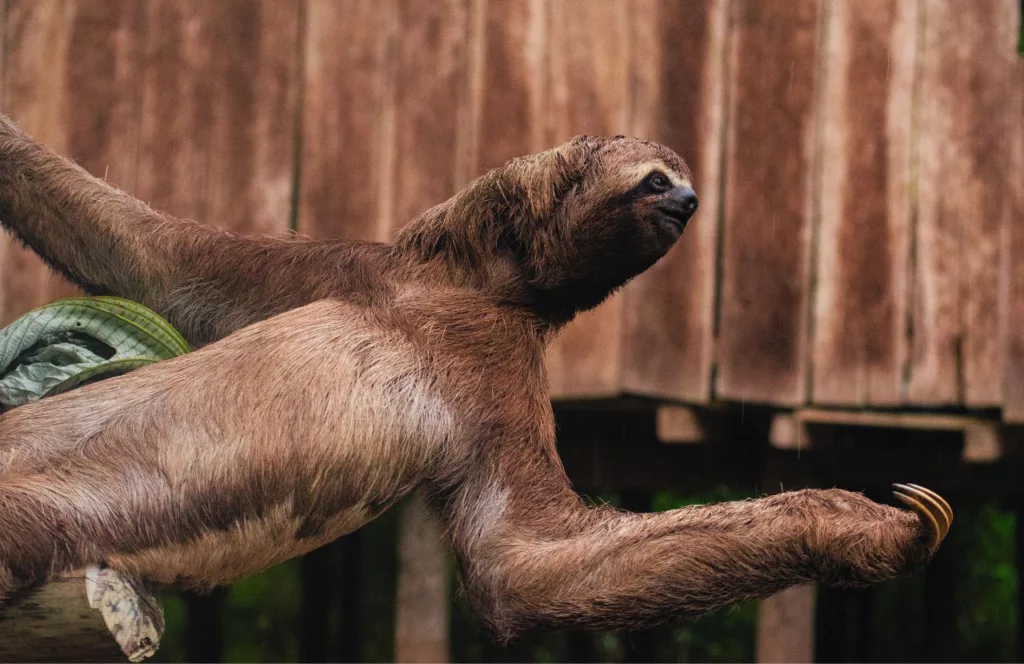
[0,0,1021,415]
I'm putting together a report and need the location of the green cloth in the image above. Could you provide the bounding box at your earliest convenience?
[0,296,191,408]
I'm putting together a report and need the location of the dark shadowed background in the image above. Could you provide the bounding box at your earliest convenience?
[0,1,1022,662]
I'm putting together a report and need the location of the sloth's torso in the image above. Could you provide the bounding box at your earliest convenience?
[0,291,548,587]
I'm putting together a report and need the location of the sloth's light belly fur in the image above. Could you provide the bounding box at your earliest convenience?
[106,498,378,587]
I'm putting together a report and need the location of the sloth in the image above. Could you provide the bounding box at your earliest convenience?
[0,113,950,639]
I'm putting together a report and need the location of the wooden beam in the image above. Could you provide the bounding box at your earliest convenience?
[770,408,1003,462]
[655,405,705,444]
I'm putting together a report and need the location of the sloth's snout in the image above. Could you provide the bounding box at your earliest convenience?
[655,186,699,225]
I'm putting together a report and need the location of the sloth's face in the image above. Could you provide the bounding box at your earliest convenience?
[521,136,697,318]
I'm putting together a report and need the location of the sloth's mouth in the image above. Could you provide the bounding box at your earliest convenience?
[655,209,690,237]
[654,189,698,238]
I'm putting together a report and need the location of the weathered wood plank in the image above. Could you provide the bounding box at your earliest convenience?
[299,0,392,242]
[0,0,141,322]
[716,0,822,405]
[1004,23,1024,422]
[910,0,1019,406]
[619,0,728,404]
[469,0,547,175]
[544,0,632,399]
[811,0,916,406]
[384,0,471,236]
[135,0,299,234]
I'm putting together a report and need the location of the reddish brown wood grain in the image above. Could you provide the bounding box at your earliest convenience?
[909,0,1019,407]
[619,0,728,403]
[300,0,393,242]
[811,0,916,406]
[716,0,822,405]
[384,0,471,237]
[1001,20,1024,422]
[469,0,547,176]
[0,0,141,322]
[135,0,299,235]
[544,0,633,399]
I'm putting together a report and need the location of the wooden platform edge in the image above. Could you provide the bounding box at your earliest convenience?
[770,407,1005,463]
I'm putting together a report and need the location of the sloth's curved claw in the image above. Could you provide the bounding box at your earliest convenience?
[892,483,953,554]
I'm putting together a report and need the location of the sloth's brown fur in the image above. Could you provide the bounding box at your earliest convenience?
[0,114,933,639]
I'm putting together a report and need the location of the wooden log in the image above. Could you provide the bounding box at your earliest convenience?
[909,0,1019,406]
[811,0,916,406]
[0,569,164,663]
[757,584,816,663]
[619,0,728,404]
[544,0,632,399]
[716,0,823,405]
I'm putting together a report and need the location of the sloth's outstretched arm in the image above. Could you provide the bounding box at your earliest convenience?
[0,115,363,345]
[442,453,949,640]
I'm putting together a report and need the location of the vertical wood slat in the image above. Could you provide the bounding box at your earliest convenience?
[299,0,392,242]
[1001,12,1024,422]
[810,0,916,406]
[135,0,300,235]
[385,0,471,236]
[544,0,633,399]
[0,0,141,323]
[619,0,728,403]
[469,0,547,175]
[909,0,1020,407]
[716,0,823,405]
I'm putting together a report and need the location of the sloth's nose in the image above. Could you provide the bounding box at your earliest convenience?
[657,186,699,221]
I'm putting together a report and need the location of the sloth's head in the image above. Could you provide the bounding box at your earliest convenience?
[398,135,697,324]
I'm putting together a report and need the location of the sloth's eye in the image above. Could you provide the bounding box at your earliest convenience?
[645,171,672,193]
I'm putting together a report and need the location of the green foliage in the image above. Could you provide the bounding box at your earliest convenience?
[0,296,191,406]
[223,562,305,663]
[950,504,1017,662]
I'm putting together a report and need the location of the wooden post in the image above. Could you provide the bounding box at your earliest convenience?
[757,585,816,663]
[394,492,450,663]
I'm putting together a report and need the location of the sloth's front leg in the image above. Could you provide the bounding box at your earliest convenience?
[441,468,953,639]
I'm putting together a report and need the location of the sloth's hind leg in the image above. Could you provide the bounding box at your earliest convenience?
[0,475,96,599]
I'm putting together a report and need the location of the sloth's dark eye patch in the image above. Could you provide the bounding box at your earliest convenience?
[645,171,672,194]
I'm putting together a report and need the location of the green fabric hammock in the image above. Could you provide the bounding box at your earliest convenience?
[0,296,191,408]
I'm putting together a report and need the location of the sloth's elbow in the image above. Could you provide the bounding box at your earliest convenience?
[460,550,573,642]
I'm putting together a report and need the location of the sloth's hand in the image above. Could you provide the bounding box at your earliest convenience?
[808,484,952,586]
